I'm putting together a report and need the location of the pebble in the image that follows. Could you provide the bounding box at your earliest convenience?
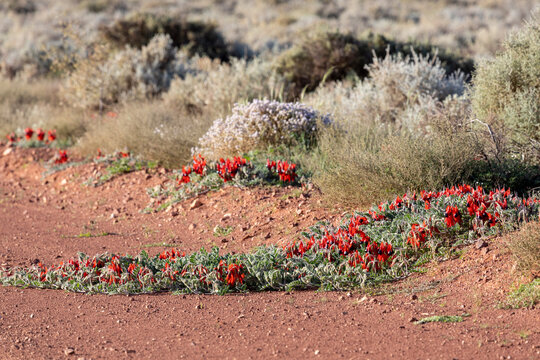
[190,199,203,210]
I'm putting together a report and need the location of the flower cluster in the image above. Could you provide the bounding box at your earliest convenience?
[284,215,395,272]
[6,128,57,144]
[445,206,462,227]
[54,150,68,164]
[194,99,332,159]
[267,159,297,183]
[6,184,538,294]
[216,157,248,182]
[177,155,207,185]
[407,222,432,248]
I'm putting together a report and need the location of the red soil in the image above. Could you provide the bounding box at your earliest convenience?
[0,146,538,359]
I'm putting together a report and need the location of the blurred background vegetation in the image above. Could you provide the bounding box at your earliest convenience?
[0,0,539,206]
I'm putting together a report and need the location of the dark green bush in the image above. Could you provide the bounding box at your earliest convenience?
[274,31,369,96]
[274,31,474,98]
[100,13,230,61]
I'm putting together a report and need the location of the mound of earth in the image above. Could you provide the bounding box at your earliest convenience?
[0,146,538,359]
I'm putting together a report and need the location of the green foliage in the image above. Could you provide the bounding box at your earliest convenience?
[414,315,465,324]
[504,279,540,309]
[85,156,157,187]
[472,14,540,162]
[100,12,230,61]
[213,225,234,237]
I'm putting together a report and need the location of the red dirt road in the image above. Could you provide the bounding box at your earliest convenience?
[0,147,538,359]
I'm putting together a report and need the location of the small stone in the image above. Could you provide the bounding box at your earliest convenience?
[221,213,232,222]
[60,179,68,186]
[314,350,320,355]
[409,317,418,323]
[359,296,368,302]
[2,147,12,156]
[475,239,488,249]
[190,199,203,210]
[481,247,489,255]
[64,348,75,355]
[188,224,196,231]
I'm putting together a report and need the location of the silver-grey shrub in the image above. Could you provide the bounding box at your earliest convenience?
[63,34,191,109]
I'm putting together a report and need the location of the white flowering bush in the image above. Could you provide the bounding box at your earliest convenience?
[195,99,332,159]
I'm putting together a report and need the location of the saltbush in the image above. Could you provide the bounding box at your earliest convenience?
[100,12,230,61]
[195,99,332,159]
[472,14,540,162]
[63,34,191,109]
[163,57,288,118]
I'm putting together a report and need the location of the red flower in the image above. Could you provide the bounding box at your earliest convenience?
[226,263,245,286]
[54,150,68,164]
[6,133,16,143]
[178,165,191,184]
[24,127,34,140]
[407,222,430,248]
[444,206,462,228]
[216,157,247,182]
[47,130,56,142]
[192,154,206,175]
[36,128,45,141]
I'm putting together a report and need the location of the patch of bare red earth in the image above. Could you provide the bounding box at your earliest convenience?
[0,147,538,360]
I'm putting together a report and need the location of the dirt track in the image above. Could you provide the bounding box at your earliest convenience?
[0,147,538,359]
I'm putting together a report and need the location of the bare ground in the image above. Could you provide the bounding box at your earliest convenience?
[0,146,538,360]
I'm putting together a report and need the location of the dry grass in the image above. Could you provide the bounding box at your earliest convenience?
[506,221,540,275]
[76,100,212,167]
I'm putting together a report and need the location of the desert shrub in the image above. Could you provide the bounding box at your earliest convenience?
[5,0,36,14]
[306,51,478,205]
[195,99,332,160]
[306,51,468,129]
[63,34,191,109]
[100,12,230,61]
[163,57,289,118]
[472,14,540,162]
[274,30,370,96]
[506,221,540,274]
[274,31,473,97]
[77,101,212,167]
